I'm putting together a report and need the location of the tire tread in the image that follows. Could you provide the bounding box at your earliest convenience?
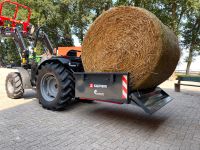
[5,72,24,99]
[37,62,75,110]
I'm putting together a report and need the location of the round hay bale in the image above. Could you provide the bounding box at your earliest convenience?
[82,6,180,90]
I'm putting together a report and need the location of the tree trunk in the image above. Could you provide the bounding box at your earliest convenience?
[185,18,200,75]
[78,1,84,44]
[0,55,5,67]
[186,48,193,75]
[169,1,178,79]
[171,1,178,34]
[80,27,84,44]
[0,59,4,67]
[186,60,192,75]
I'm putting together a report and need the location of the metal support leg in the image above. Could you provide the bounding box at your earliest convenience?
[174,83,180,92]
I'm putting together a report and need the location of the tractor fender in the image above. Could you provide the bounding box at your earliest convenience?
[37,57,72,74]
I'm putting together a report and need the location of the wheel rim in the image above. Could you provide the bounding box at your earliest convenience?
[7,79,14,94]
[40,73,58,102]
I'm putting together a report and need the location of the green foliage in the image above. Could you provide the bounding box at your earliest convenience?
[0,38,21,66]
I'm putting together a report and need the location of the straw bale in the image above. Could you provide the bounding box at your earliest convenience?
[82,6,180,90]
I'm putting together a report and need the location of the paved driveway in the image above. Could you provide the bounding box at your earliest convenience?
[0,68,200,150]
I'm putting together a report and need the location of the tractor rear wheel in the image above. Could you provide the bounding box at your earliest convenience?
[36,62,75,110]
[5,72,24,99]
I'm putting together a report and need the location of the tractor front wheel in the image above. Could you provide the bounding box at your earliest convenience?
[5,72,24,99]
[36,62,75,110]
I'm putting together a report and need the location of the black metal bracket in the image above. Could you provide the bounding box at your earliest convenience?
[130,87,173,114]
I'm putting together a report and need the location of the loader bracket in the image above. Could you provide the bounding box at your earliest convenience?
[130,87,173,114]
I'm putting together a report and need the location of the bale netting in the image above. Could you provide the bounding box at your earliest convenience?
[82,6,180,90]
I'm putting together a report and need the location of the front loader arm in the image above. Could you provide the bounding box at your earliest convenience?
[34,27,54,55]
[0,27,29,65]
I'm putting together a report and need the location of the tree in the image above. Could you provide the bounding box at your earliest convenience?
[182,8,200,75]
[70,0,112,44]
[27,0,74,47]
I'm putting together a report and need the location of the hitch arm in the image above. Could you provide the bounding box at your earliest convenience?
[34,27,54,55]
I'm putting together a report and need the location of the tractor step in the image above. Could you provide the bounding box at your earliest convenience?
[130,87,172,114]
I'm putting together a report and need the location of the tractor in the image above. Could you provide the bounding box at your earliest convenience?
[2,0,172,114]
